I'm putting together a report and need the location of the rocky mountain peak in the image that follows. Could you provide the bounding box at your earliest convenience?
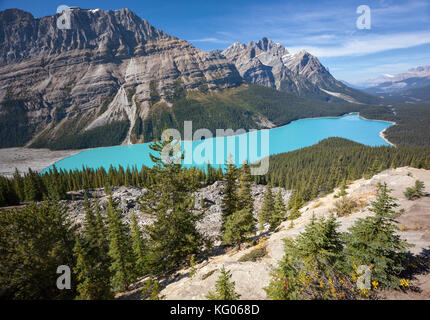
[222,37,341,95]
[0,7,172,65]
[223,37,288,59]
[221,37,373,103]
[284,49,330,82]
[0,7,242,147]
[257,37,285,54]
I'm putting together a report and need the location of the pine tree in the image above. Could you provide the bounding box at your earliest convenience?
[0,201,77,299]
[221,156,238,230]
[222,208,256,247]
[141,278,161,300]
[288,191,303,220]
[205,162,214,185]
[141,139,204,276]
[46,166,67,200]
[23,169,45,201]
[258,185,275,229]
[272,189,286,230]
[83,193,98,239]
[0,177,19,206]
[13,168,24,202]
[404,180,425,200]
[366,159,380,179]
[265,215,349,300]
[326,165,338,192]
[310,170,323,199]
[287,190,296,211]
[94,199,109,249]
[74,196,113,300]
[334,180,348,198]
[130,212,147,277]
[206,266,240,300]
[106,194,136,292]
[294,215,344,271]
[237,160,253,212]
[344,183,413,289]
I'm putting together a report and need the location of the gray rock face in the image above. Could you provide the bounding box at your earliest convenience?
[222,37,362,102]
[62,181,291,242]
[0,8,242,145]
[143,167,430,300]
[0,9,375,149]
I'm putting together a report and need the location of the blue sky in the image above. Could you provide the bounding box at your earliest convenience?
[1,0,430,84]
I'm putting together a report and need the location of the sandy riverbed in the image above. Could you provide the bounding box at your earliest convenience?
[0,147,82,177]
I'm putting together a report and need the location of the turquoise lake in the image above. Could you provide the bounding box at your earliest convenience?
[43,113,393,173]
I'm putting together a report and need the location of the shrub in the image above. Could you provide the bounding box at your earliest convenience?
[332,197,358,217]
[141,278,160,300]
[344,183,413,289]
[222,209,256,247]
[264,215,362,300]
[404,180,426,200]
[206,266,240,300]
[238,246,267,262]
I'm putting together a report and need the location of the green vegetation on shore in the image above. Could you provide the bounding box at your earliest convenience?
[254,137,430,207]
[265,184,412,300]
[0,137,428,299]
[142,84,380,143]
[1,138,429,208]
[31,120,130,150]
[359,103,430,147]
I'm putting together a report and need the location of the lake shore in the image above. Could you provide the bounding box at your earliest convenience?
[0,113,397,176]
[0,147,83,177]
[282,112,397,147]
[379,127,396,147]
[357,113,397,147]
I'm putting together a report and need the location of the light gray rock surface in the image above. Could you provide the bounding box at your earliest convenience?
[63,182,291,241]
[0,8,241,145]
[222,37,370,103]
[117,167,430,300]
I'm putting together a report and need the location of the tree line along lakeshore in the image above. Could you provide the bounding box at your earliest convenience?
[0,137,429,299]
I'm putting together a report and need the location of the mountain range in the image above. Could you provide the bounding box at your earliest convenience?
[221,38,375,104]
[0,7,378,149]
[359,66,430,103]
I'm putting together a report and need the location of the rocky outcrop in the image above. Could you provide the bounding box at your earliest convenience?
[62,182,291,241]
[0,8,377,149]
[117,167,430,300]
[0,8,242,146]
[222,37,372,103]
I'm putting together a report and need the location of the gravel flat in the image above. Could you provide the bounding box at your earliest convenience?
[0,147,82,177]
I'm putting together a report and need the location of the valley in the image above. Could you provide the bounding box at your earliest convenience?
[1,3,430,303]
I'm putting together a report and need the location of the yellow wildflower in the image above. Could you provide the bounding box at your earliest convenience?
[400,279,409,288]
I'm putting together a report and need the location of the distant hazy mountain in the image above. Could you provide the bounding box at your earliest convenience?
[361,65,430,94]
[339,80,366,90]
[222,38,379,104]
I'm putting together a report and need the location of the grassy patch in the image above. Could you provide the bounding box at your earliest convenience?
[201,269,217,280]
[238,246,267,262]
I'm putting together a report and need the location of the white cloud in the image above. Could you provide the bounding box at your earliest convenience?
[287,31,430,57]
[188,37,230,44]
